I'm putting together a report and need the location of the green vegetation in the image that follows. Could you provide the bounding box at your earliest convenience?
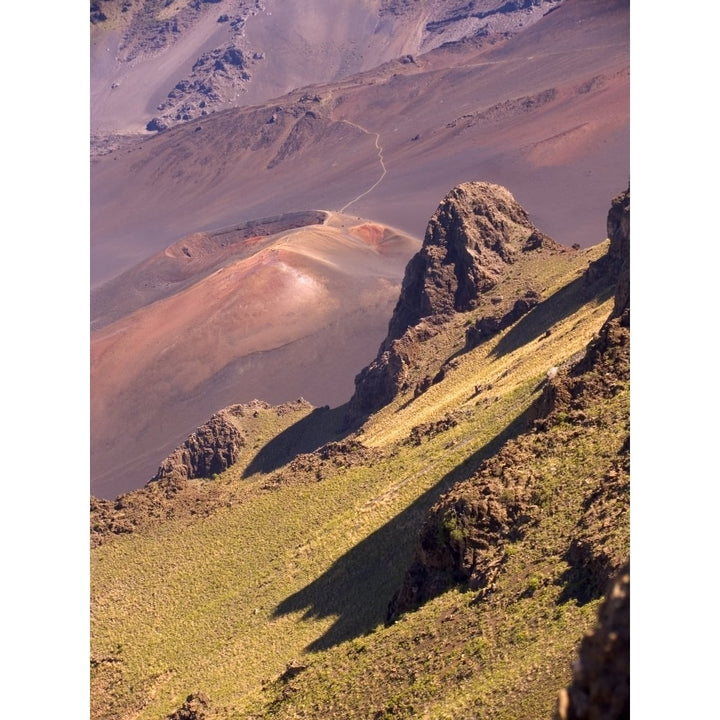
[91,240,628,719]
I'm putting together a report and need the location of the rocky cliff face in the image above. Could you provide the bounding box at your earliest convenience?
[584,187,629,320]
[348,181,558,418]
[607,188,630,320]
[528,186,629,428]
[386,182,556,342]
[386,429,540,621]
[388,188,630,628]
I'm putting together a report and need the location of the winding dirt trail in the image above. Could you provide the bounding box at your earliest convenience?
[338,119,388,213]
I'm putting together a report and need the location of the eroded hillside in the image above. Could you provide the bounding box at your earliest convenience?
[91,184,629,719]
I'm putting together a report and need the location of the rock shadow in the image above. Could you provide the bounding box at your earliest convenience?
[491,274,614,360]
[242,403,359,478]
[272,409,531,653]
[555,550,605,607]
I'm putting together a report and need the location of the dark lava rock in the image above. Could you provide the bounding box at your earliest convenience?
[606,188,630,320]
[465,289,540,350]
[146,117,168,132]
[222,47,245,67]
[584,187,629,322]
[151,410,245,482]
[386,182,550,341]
[166,692,210,720]
[387,441,538,622]
[528,187,630,429]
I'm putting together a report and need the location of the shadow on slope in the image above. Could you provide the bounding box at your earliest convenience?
[491,273,614,359]
[273,409,532,653]
[242,404,354,478]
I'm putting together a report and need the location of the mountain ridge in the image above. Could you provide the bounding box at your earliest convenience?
[90,0,629,498]
[91,181,629,719]
[348,181,561,419]
[90,1,629,714]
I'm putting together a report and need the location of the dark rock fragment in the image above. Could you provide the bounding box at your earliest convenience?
[146,117,168,132]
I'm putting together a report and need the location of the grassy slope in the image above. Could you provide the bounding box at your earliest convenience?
[254,388,628,719]
[90,240,623,719]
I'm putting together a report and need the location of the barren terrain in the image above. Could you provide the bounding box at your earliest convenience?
[92,0,628,285]
[91,0,564,135]
[90,0,629,496]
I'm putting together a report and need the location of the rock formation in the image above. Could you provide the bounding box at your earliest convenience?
[530,186,629,428]
[555,564,630,720]
[464,289,540,350]
[388,188,630,627]
[166,692,210,720]
[348,181,558,417]
[151,410,245,482]
[387,435,539,622]
[583,187,629,320]
[606,188,630,319]
[386,182,555,340]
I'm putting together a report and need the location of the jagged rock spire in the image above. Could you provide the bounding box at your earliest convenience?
[349,181,557,417]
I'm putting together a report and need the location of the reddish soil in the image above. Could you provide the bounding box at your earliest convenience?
[91,214,418,497]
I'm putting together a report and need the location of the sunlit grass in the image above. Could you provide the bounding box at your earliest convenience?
[91,240,626,719]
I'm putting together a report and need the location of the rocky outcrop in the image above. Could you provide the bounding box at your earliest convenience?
[349,181,557,417]
[388,309,629,623]
[381,0,563,41]
[91,401,317,546]
[388,188,630,626]
[264,439,384,487]
[166,693,210,720]
[386,182,555,341]
[90,2,107,23]
[146,117,168,132]
[347,322,436,418]
[563,446,629,601]
[531,187,630,427]
[111,2,262,131]
[405,410,469,446]
[583,187,629,321]
[606,188,630,320]
[151,410,245,482]
[387,439,539,622]
[555,563,630,720]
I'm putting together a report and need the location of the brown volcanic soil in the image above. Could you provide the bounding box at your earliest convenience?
[92,0,628,286]
[91,213,418,498]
